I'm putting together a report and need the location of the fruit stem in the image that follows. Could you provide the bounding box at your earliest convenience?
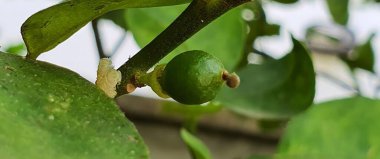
[116,0,251,97]
[134,65,170,98]
[222,70,240,88]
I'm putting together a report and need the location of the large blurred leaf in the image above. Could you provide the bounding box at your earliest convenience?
[0,52,148,158]
[326,0,349,25]
[341,34,375,72]
[278,97,380,158]
[180,129,212,159]
[127,5,246,70]
[216,38,315,119]
[21,0,190,59]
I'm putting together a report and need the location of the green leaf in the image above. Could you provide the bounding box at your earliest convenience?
[127,5,246,71]
[216,38,315,119]
[278,97,380,158]
[0,52,148,158]
[21,0,191,59]
[326,0,349,25]
[180,129,212,159]
[341,34,375,72]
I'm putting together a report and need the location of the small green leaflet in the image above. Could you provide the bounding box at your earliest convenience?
[180,129,212,159]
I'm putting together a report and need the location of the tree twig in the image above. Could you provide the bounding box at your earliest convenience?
[91,19,107,58]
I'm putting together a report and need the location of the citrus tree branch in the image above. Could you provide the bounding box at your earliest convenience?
[116,0,251,96]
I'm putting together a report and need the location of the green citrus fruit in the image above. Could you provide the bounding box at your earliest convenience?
[161,50,225,105]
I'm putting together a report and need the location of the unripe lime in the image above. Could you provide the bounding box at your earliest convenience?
[161,50,225,105]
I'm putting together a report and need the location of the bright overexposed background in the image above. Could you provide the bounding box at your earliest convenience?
[0,0,379,102]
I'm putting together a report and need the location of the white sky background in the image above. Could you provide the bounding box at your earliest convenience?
[0,0,379,102]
